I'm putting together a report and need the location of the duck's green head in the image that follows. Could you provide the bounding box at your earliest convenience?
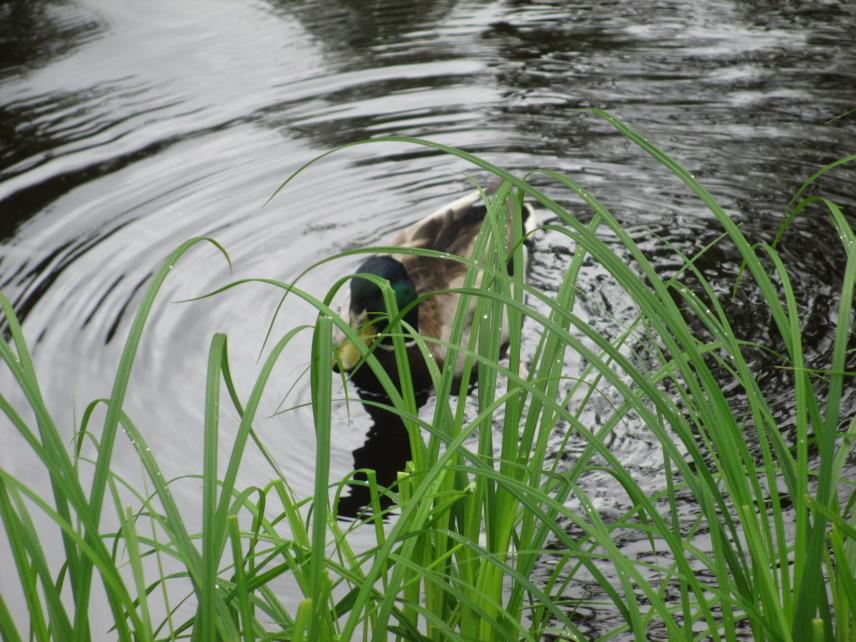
[336,256,418,371]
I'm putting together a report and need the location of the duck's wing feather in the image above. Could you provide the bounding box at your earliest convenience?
[390,192,485,256]
[392,194,487,310]
[391,191,536,294]
[392,192,539,373]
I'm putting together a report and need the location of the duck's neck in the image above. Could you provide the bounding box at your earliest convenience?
[392,281,419,332]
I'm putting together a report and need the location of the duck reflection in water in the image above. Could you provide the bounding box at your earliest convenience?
[335,387,428,519]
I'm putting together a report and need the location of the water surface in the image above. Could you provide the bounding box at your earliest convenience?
[1,0,855,636]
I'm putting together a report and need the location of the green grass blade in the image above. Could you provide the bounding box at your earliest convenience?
[201,332,226,640]
[309,314,334,640]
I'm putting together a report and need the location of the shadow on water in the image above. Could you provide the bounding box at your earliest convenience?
[259,0,470,152]
[0,0,104,81]
[265,0,457,66]
[0,0,104,240]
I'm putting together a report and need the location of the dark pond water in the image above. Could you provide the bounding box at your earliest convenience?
[1,0,855,636]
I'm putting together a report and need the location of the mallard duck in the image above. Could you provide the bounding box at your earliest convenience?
[334,189,536,395]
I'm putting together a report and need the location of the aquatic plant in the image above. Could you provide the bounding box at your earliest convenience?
[1,113,854,641]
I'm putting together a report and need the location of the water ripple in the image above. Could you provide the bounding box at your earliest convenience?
[0,0,854,635]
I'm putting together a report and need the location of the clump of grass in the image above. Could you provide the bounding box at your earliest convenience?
[1,112,855,641]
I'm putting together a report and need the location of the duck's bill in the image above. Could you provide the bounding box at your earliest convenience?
[333,319,376,371]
